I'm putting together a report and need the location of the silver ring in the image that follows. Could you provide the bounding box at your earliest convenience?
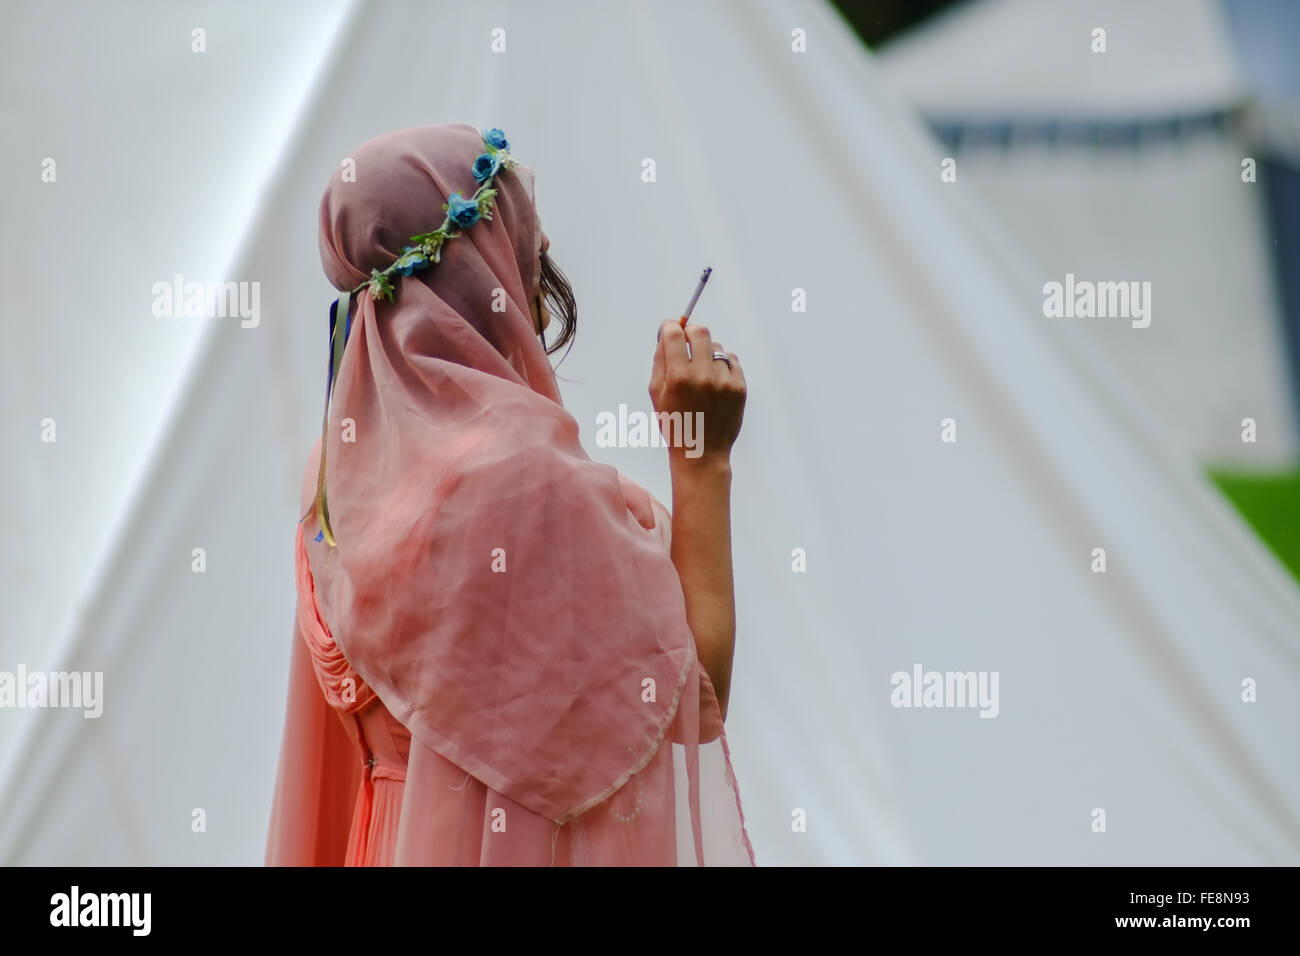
[711,351,733,369]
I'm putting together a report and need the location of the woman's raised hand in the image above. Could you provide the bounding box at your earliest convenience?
[649,319,746,465]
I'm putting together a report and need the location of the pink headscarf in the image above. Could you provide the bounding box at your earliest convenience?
[303,124,712,824]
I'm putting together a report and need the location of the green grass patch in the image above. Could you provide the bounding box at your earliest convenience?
[1210,468,1300,585]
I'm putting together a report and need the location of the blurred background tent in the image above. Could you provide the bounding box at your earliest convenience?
[872,0,1300,576]
[2,0,1299,865]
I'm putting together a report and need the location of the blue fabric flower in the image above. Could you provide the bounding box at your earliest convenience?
[483,128,509,151]
[472,151,501,183]
[446,192,480,229]
[395,245,428,276]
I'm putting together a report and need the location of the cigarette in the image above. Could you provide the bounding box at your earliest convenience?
[680,267,712,326]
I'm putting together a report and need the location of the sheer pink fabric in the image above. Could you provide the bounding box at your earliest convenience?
[266,125,754,866]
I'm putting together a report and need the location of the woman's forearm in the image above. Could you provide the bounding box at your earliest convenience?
[669,454,736,721]
[649,316,746,722]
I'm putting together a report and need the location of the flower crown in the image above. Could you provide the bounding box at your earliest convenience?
[308,127,517,547]
[353,127,518,303]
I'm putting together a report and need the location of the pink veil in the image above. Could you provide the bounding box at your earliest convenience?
[267,125,754,865]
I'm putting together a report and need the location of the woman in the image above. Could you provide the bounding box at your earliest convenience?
[266,124,754,866]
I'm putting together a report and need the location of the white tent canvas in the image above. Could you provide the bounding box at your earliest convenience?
[877,0,1298,467]
[2,0,1298,865]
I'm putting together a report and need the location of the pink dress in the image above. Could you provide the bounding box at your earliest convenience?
[267,521,755,866]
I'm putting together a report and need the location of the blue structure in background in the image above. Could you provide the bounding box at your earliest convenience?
[927,110,1234,156]
[1222,0,1300,429]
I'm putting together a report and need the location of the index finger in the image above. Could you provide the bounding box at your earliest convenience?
[651,319,672,390]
